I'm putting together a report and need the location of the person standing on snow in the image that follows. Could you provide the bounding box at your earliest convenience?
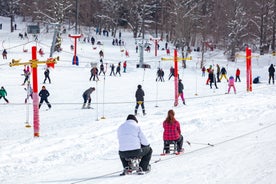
[209,69,218,89]
[178,79,186,105]
[235,68,241,82]
[43,67,51,84]
[227,76,236,94]
[0,86,9,103]
[163,109,185,154]
[117,114,152,175]
[268,64,275,84]
[39,86,51,109]
[82,87,95,109]
[135,85,146,116]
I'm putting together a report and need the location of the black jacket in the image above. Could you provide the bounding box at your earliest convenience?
[39,89,50,99]
[135,88,145,101]
[268,64,275,75]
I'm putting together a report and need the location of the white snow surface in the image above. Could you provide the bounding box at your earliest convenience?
[0,16,276,184]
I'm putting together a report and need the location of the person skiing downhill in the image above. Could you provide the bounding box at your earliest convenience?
[82,87,95,109]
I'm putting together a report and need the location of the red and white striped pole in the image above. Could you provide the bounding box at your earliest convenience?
[246,47,252,92]
[31,46,40,137]
[174,49,179,106]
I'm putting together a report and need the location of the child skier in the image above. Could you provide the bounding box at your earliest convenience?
[228,76,236,94]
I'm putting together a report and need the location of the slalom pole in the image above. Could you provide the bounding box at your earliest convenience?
[101,74,106,119]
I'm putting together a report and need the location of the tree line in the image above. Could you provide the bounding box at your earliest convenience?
[1,0,276,61]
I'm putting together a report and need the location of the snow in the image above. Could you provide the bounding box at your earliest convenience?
[0,16,276,184]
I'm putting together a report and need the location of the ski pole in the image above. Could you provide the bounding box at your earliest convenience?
[187,141,214,147]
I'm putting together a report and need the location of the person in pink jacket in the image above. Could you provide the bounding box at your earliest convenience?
[228,76,236,94]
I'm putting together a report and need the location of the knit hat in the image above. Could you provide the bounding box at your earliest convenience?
[127,114,138,123]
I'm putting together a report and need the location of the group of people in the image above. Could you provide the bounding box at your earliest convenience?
[117,109,185,175]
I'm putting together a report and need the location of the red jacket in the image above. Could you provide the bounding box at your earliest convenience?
[236,69,240,76]
[163,120,181,141]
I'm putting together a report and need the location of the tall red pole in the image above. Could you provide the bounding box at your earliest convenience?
[31,46,40,137]
[174,49,179,106]
[246,47,252,92]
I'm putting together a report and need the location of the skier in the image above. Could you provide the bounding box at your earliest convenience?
[209,69,218,89]
[0,86,9,103]
[117,114,152,175]
[98,63,105,76]
[135,85,146,116]
[82,87,95,109]
[163,109,184,154]
[123,61,127,73]
[22,65,31,85]
[43,67,51,84]
[206,65,212,85]
[39,86,51,109]
[2,49,7,59]
[227,76,236,94]
[219,66,228,82]
[268,64,275,84]
[90,66,99,81]
[178,79,186,105]
[235,68,241,82]
[216,64,221,82]
[109,64,116,76]
[168,66,174,80]
[116,62,121,76]
[201,66,206,77]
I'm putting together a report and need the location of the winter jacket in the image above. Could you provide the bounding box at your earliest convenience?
[208,71,214,82]
[163,120,181,141]
[83,87,94,98]
[0,88,7,97]
[228,76,235,86]
[135,88,145,101]
[117,119,149,151]
[44,68,50,76]
[39,89,50,99]
[236,69,240,76]
[178,81,184,93]
[221,67,227,74]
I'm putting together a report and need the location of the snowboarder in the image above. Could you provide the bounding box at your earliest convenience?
[268,64,275,84]
[39,86,51,109]
[117,114,152,175]
[135,85,146,116]
[0,86,9,103]
[82,87,95,109]
[228,76,236,94]
[43,67,51,84]
[178,79,186,105]
[163,110,184,154]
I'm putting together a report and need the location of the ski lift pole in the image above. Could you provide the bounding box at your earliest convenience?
[95,80,99,121]
[9,46,58,137]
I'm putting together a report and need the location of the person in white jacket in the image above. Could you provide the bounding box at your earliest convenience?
[117,114,152,174]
